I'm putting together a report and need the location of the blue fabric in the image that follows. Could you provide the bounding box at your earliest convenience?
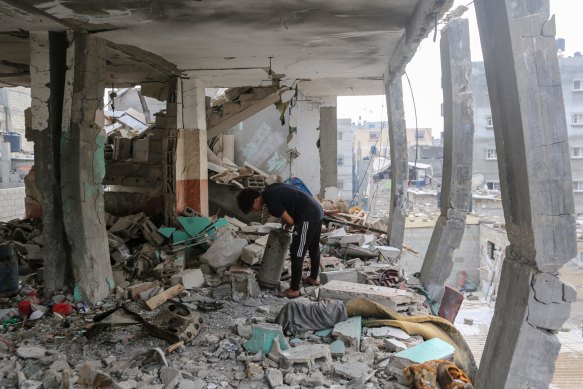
[284,177,313,196]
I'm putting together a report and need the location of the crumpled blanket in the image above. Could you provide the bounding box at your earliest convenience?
[344,298,478,381]
[275,298,347,335]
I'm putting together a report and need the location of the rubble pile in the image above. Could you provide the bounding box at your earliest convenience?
[0,204,475,388]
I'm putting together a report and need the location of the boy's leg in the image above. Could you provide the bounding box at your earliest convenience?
[289,221,310,291]
[307,220,322,280]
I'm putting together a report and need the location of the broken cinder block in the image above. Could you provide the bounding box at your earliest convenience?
[171,269,204,289]
[241,243,265,265]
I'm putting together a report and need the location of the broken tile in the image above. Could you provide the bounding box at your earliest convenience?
[333,316,362,349]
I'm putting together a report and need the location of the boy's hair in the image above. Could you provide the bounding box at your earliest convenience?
[236,188,261,213]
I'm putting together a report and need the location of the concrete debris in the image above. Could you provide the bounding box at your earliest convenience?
[0,179,471,389]
[333,316,362,350]
[320,280,427,315]
[279,344,332,370]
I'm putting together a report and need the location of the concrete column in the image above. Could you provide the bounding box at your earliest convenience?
[319,105,337,197]
[1,142,10,187]
[60,32,112,304]
[474,1,577,388]
[419,18,474,302]
[385,77,408,250]
[29,31,71,295]
[175,77,208,216]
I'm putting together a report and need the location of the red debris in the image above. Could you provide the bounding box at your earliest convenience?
[52,302,74,316]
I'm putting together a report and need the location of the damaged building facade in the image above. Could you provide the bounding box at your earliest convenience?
[0,0,580,388]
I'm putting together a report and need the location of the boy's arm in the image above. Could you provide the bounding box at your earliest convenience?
[281,211,294,231]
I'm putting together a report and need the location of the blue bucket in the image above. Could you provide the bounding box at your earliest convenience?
[0,243,18,297]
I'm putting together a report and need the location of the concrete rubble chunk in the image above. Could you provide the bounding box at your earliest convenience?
[384,338,408,353]
[199,231,247,270]
[319,280,425,313]
[320,269,358,285]
[368,326,410,340]
[339,234,365,247]
[159,366,182,385]
[241,243,265,265]
[16,346,46,359]
[171,269,204,289]
[279,344,332,370]
[266,368,284,388]
[19,381,43,389]
[333,361,373,381]
[333,316,362,350]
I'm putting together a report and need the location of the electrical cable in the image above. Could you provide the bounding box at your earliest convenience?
[405,72,419,186]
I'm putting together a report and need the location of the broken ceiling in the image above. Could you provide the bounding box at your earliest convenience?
[0,0,453,94]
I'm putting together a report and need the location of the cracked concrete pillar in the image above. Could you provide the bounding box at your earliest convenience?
[474,1,577,387]
[175,77,208,216]
[60,32,112,304]
[29,31,71,295]
[319,105,337,197]
[419,18,474,302]
[385,76,408,250]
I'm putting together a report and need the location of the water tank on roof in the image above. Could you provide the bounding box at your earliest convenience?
[2,132,21,153]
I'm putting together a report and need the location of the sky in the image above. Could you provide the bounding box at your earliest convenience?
[337,0,582,137]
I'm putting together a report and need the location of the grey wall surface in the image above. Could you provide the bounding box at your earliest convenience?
[402,223,481,289]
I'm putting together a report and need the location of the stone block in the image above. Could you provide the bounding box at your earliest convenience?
[279,344,332,370]
[320,269,359,285]
[375,245,401,259]
[231,272,260,297]
[171,269,204,289]
[329,340,346,357]
[266,368,283,388]
[320,280,425,313]
[132,138,149,162]
[127,281,160,300]
[243,324,288,355]
[16,346,46,359]
[339,234,365,247]
[199,231,247,270]
[384,338,407,353]
[159,366,181,385]
[333,361,372,380]
[241,243,264,265]
[114,137,132,160]
[333,316,362,350]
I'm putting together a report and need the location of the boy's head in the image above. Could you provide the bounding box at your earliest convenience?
[236,188,262,213]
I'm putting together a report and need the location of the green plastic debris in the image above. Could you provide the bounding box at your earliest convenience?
[158,227,177,238]
[206,218,230,239]
[177,216,211,238]
[172,230,191,245]
[73,285,82,302]
[243,324,289,355]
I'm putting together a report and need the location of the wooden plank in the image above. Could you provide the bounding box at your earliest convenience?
[144,284,185,310]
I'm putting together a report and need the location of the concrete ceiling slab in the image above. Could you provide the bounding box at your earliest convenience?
[0,0,453,94]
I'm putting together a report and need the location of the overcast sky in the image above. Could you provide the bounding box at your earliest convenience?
[337,0,581,137]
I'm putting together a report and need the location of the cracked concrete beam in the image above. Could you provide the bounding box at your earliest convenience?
[385,76,407,250]
[59,31,112,305]
[474,0,576,387]
[419,18,474,302]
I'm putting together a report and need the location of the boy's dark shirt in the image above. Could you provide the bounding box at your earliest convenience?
[261,183,323,222]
